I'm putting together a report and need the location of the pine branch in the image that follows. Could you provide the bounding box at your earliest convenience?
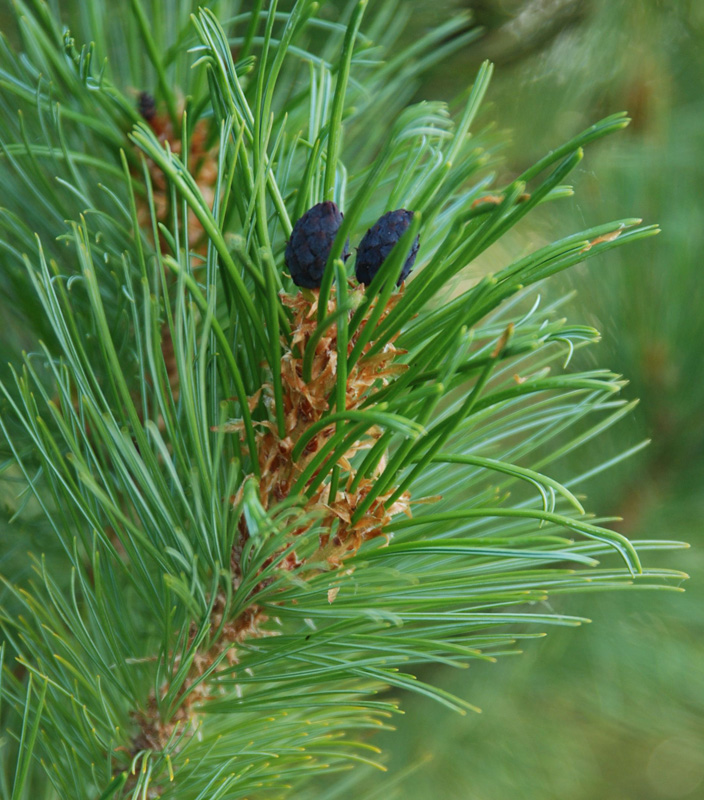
[0,2,687,798]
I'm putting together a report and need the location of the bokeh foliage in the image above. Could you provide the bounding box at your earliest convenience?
[367,1,704,798]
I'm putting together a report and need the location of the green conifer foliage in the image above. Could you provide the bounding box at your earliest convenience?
[0,2,686,798]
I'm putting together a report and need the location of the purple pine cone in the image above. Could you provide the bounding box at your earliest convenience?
[285,201,350,289]
[355,209,419,287]
[138,91,156,121]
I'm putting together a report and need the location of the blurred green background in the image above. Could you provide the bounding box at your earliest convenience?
[369,0,704,798]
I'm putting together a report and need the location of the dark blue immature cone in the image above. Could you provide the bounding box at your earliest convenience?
[285,201,350,289]
[137,91,156,121]
[354,209,419,287]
